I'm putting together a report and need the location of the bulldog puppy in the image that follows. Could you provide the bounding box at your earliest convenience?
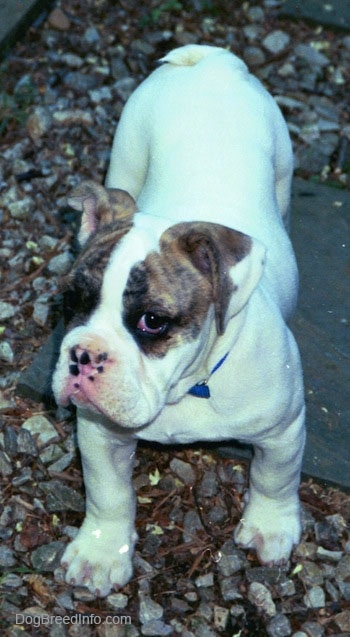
[53,44,305,597]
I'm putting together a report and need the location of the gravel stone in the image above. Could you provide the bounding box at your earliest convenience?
[248,582,277,617]
[263,30,290,54]
[243,46,266,67]
[295,44,329,67]
[170,457,196,484]
[195,573,214,588]
[8,197,34,219]
[138,593,164,624]
[40,480,85,512]
[17,427,38,456]
[0,341,14,363]
[266,613,292,637]
[52,109,93,126]
[0,545,17,567]
[47,251,74,275]
[303,585,326,608]
[22,415,58,446]
[0,302,16,320]
[0,450,13,477]
[31,541,65,572]
[26,107,52,141]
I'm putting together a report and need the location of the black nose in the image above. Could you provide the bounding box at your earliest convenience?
[79,351,91,365]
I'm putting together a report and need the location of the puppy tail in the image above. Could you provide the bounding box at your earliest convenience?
[159,44,227,67]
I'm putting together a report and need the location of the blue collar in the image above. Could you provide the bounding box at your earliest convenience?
[188,352,229,399]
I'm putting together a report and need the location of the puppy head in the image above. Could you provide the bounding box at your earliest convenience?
[53,182,265,427]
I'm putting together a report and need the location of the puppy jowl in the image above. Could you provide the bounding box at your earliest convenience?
[53,44,305,597]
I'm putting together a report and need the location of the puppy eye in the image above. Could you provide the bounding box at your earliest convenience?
[136,312,169,336]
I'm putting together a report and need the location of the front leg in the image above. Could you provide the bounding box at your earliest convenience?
[61,409,137,597]
[234,407,306,564]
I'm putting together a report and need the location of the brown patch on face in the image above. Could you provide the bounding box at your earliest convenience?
[123,221,252,356]
[162,222,252,335]
[123,248,213,357]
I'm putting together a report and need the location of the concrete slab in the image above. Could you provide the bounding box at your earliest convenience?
[290,178,349,488]
[0,0,51,58]
[281,0,350,31]
[16,178,350,489]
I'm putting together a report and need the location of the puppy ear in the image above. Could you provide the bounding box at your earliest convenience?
[67,180,137,246]
[162,222,266,334]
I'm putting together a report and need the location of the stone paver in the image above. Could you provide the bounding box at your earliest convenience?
[0,0,50,58]
[282,0,350,31]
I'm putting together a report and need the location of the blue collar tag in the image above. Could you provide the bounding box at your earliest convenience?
[188,352,229,399]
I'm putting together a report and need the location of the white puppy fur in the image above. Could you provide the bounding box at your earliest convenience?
[55,45,305,597]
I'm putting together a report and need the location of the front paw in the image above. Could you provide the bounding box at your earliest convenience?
[234,498,301,564]
[61,520,137,597]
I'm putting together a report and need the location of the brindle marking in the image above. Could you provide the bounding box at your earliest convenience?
[62,182,136,328]
[123,222,252,356]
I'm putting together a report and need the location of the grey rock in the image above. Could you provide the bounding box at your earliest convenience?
[338,581,350,600]
[170,457,195,485]
[267,613,292,637]
[83,26,101,45]
[8,196,34,219]
[301,622,325,637]
[216,540,247,576]
[316,546,343,562]
[207,504,227,525]
[3,425,18,456]
[0,341,14,363]
[12,467,32,487]
[31,541,65,572]
[141,620,173,636]
[1,573,23,588]
[295,44,329,67]
[40,480,85,512]
[198,469,218,497]
[110,54,130,81]
[183,510,204,543]
[247,5,265,22]
[0,301,16,320]
[22,414,58,446]
[48,451,76,474]
[263,30,290,54]
[243,46,266,67]
[195,573,214,588]
[303,585,326,608]
[61,52,84,68]
[0,545,17,567]
[114,77,137,102]
[213,605,229,631]
[219,575,243,602]
[246,565,287,585]
[107,592,128,610]
[47,251,74,275]
[248,582,276,617]
[299,561,324,586]
[0,450,13,477]
[335,555,350,582]
[63,71,100,93]
[89,86,113,103]
[32,300,49,327]
[17,427,38,456]
[138,593,163,624]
